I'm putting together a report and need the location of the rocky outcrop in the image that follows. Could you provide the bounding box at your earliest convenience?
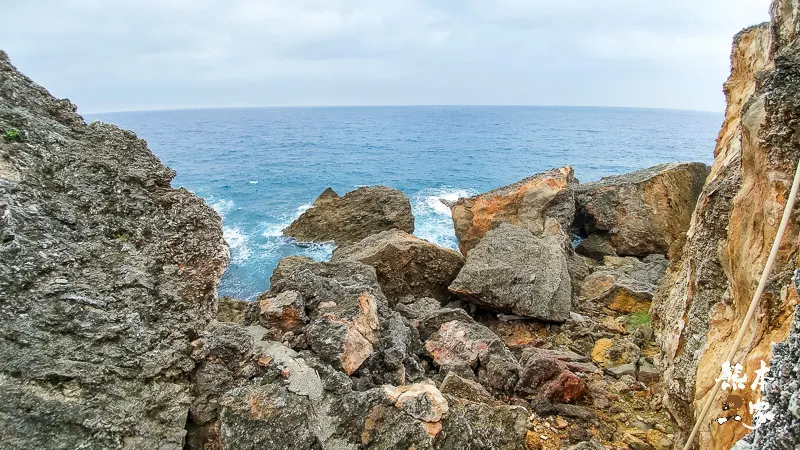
[0,51,228,448]
[575,162,709,258]
[332,229,464,303]
[450,166,577,254]
[578,255,668,313]
[269,255,313,286]
[449,223,572,322]
[283,186,414,245]
[652,2,800,447]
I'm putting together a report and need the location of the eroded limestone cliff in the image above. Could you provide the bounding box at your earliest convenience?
[652,0,800,447]
[0,51,229,448]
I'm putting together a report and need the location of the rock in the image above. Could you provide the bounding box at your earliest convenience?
[332,229,464,303]
[449,223,572,322]
[575,162,710,257]
[416,306,474,340]
[393,297,443,320]
[385,381,449,422]
[591,337,640,368]
[439,371,497,404]
[637,359,660,384]
[257,290,308,339]
[439,397,529,449]
[0,51,228,449]
[450,166,577,254]
[306,291,380,375]
[515,349,588,403]
[282,186,414,245]
[424,320,520,392]
[607,363,637,379]
[651,11,800,448]
[269,255,313,286]
[579,255,667,313]
[554,403,598,421]
[217,296,255,325]
[575,234,618,260]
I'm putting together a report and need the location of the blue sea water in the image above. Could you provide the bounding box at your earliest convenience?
[87,106,720,300]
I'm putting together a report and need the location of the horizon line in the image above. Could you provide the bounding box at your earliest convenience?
[83,103,723,116]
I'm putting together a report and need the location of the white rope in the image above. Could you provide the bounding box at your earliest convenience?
[682,157,800,450]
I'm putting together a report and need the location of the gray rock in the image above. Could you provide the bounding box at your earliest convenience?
[257,290,308,340]
[416,307,474,340]
[554,403,598,421]
[637,359,660,384]
[332,229,464,303]
[283,186,414,245]
[606,363,637,379]
[0,51,228,449]
[575,234,618,260]
[448,223,572,322]
[217,296,256,325]
[270,255,314,286]
[394,297,443,320]
[439,371,497,404]
[438,398,529,450]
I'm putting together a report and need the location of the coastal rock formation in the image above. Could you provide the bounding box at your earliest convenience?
[575,162,709,257]
[283,186,414,245]
[449,223,572,322]
[578,255,668,313]
[332,229,464,303]
[450,166,577,254]
[653,2,800,447]
[269,255,313,286]
[0,51,228,448]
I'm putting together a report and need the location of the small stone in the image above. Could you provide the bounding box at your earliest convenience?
[554,403,598,421]
[555,416,569,429]
[607,363,637,379]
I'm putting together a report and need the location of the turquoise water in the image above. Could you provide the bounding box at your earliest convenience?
[87,106,719,299]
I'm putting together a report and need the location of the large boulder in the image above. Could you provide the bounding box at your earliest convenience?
[575,162,710,257]
[450,166,577,254]
[448,223,572,322]
[578,254,668,313]
[283,186,414,245]
[332,229,464,303]
[269,255,313,286]
[0,51,228,449]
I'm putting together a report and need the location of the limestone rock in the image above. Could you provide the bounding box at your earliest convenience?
[439,371,497,404]
[257,290,308,339]
[439,397,529,449]
[0,51,228,449]
[416,306,474,340]
[217,296,255,324]
[578,255,667,313]
[385,381,449,423]
[575,162,710,257]
[449,223,572,322]
[450,166,577,254]
[575,233,618,260]
[332,229,464,303]
[652,8,800,447]
[424,320,520,392]
[270,255,313,286]
[283,186,414,245]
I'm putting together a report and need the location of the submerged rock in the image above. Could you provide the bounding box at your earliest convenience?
[575,162,709,257]
[0,51,228,449]
[332,229,464,303]
[450,166,577,254]
[449,223,572,322]
[283,186,414,245]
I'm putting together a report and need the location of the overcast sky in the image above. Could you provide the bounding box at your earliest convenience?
[2,0,771,113]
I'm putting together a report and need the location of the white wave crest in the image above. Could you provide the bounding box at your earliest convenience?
[223,226,251,264]
[411,186,476,249]
[210,199,235,218]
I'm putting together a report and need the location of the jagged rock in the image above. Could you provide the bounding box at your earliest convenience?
[439,397,529,449]
[332,229,464,303]
[637,359,660,384]
[394,297,443,320]
[575,234,618,260]
[385,381,449,423]
[652,6,800,447]
[424,320,520,392]
[579,254,667,313]
[270,255,313,286]
[554,404,598,421]
[450,166,577,254]
[591,337,641,368]
[283,186,414,245]
[416,306,474,340]
[257,290,308,339]
[217,296,255,324]
[306,291,380,375]
[606,363,637,379]
[0,51,228,448]
[449,223,572,322]
[575,162,709,257]
[515,348,588,403]
[439,371,497,404]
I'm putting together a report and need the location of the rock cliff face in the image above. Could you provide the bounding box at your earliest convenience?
[0,51,228,448]
[652,0,800,447]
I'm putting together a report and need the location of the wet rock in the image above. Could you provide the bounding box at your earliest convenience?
[306,291,380,375]
[578,255,667,313]
[257,290,308,339]
[270,255,313,286]
[217,296,255,325]
[450,166,577,254]
[332,229,464,303]
[575,162,709,257]
[424,320,520,392]
[0,51,228,449]
[283,186,414,245]
[449,223,572,322]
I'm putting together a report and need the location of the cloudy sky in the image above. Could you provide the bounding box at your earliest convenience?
[2,0,771,113]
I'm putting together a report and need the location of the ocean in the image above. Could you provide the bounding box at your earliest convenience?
[86,106,720,300]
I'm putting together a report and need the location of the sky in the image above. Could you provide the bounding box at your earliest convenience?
[1,0,772,113]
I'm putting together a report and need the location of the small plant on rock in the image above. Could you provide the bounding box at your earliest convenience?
[4,128,21,142]
[627,311,651,329]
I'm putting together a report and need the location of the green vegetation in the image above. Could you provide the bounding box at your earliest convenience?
[113,233,130,241]
[4,128,21,141]
[627,311,651,329]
